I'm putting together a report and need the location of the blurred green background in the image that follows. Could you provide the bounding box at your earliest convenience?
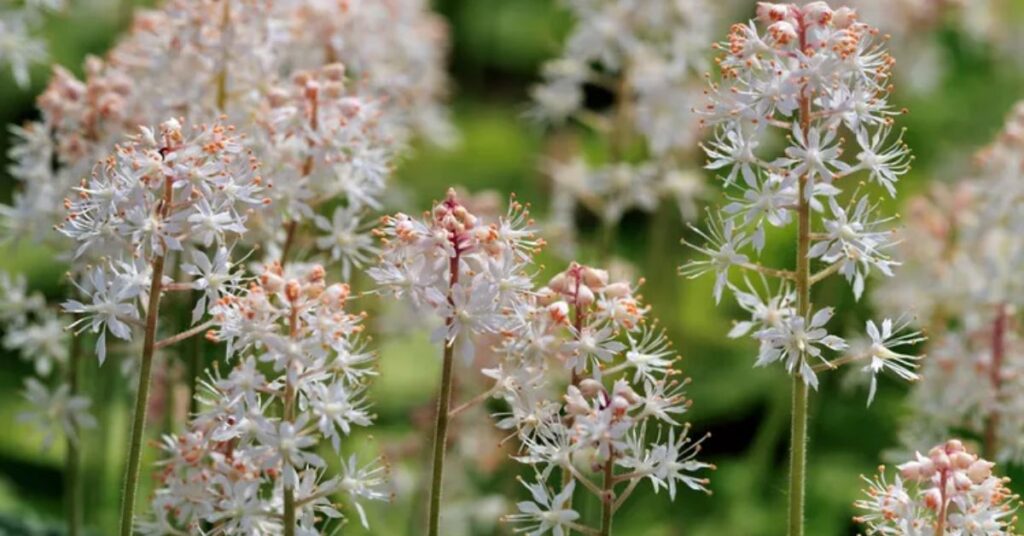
[2,1,1024,535]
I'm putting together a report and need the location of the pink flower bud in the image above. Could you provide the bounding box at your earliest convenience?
[580,266,609,289]
[576,284,595,307]
[285,279,301,302]
[579,378,603,397]
[898,461,921,480]
[967,459,994,483]
[548,301,569,324]
[950,451,972,470]
[802,2,833,26]
[756,2,790,24]
[548,272,570,294]
[603,281,632,298]
[536,286,557,305]
[832,7,857,29]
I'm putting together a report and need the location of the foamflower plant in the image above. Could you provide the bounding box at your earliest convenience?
[493,262,713,536]
[368,188,542,536]
[680,3,923,534]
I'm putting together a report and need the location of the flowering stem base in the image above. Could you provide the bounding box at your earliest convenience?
[427,340,456,536]
[117,252,166,536]
[788,376,808,536]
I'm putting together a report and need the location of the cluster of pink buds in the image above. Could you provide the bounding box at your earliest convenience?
[369,188,541,360]
[856,439,1020,535]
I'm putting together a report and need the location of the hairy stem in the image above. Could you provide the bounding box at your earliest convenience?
[118,176,173,536]
[427,251,461,536]
[118,251,166,536]
[788,27,812,536]
[66,332,83,536]
[984,303,1008,460]
[599,457,615,536]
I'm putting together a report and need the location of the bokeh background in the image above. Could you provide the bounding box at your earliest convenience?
[2,1,1024,535]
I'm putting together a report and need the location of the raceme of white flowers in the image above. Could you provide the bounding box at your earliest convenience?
[855,439,1020,535]
[494,262,713,535]
[533,0,715,253]
[141,263,389,534]
[1,0,451,276]
[369,188,542,361]
[59,118,270,363]
[681,2,923,399]
[876,102,1024,464]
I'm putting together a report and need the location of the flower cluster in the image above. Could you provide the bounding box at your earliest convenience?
[0,0,62,88]
[142,263,388,534]
[494,262,712,534]
[855,439,1020,535]
[258,63,394,274]
[0,272,94,449]
[533,0,715,252]
[369,188,542,358]
[58,118,269,363]
[682,2,923,398]
[876,102,1024,463]
[2,0,452,249]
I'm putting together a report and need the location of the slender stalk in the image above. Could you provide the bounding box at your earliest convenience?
[215,0,231,111]
[562,268,588,529]
[427,251,461,536]
[983,303,1008,460]
[788,27,812,536]
[118,177,172,536]
[599,458,614,536]
[283,302,299,536]
[155,319,216,350]
[935,470,949,536]
[118,253,166,536]
[66,332,83,536]
[280,220,299,266]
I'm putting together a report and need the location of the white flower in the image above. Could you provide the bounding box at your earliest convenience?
[313,206,377,280]
[755,307,848,389]
[859,318,925,405]
[680,218,750,304]
[64,265,140,364]
[504,479,579,536]
[18,378,96,449]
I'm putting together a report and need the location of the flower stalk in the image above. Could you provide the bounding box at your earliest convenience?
[984,303,1008,460]
[118,235,167,536]
[427,250,461,536]
[788,47,813,536]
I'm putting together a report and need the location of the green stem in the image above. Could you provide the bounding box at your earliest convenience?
[66,333,83,536]
[427,340,455,536]
[599,458,614,536]
[788,45,812,535]
[427,250,461,536]
[118,251,167,536]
